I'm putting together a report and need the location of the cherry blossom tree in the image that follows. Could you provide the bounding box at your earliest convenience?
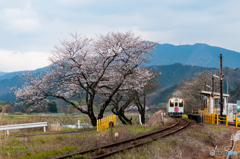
[101,67,159,124]
[13,31,156,126]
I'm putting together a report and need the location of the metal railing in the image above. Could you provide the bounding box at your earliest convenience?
[192,108,239,127]
[0,122,48,135]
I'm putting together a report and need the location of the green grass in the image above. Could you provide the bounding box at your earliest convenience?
[129,125,157,133]
[19,145,78,159]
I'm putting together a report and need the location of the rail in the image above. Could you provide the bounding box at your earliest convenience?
[0,122,48,135]
[55,118,189,159]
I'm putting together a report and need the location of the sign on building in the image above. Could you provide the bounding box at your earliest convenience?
[237,100,240,118]
[228,103,237,121]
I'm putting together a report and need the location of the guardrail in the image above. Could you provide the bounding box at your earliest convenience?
[0,122,48,135]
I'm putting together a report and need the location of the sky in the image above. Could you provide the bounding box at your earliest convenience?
[0,0,240,72]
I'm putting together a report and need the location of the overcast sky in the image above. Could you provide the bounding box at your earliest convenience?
[0,0,240,72]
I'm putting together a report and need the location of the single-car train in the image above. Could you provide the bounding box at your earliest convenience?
[167,98,184,117]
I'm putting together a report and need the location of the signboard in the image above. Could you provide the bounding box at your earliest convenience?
[237,100,240,118]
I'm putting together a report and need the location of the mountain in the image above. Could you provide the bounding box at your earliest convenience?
[147,65,240,105]
[0,72,5,76]
[146,63,217,104]
[149,63,216,88]
[0,67,48,81]
[1,43,240,104]
[146,43,240,68]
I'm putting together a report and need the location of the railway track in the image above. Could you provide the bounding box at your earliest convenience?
[55,118,189,159]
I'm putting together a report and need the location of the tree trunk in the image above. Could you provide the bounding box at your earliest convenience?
[87,94,97,126]
[119,111,132,124]
[88,112,97,126]
[117,114,127,124]
[140,113,145,124]
[112,106,132,124]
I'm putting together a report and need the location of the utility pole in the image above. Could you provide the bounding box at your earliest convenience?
[219,54,223,116]
[211,76,214,93]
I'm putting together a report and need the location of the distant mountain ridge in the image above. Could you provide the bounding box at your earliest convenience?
[0,63,217,102]
[146,43,240,68]
[0,67,48,81]
[0,42,240,104]
[0,72,5,76]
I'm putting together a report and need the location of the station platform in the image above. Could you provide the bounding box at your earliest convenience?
[188,114,202,123]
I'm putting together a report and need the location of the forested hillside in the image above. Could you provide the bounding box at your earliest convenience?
[147,65,240,104]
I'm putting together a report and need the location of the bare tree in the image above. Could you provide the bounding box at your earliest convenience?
[98,67,158,125]
[110,92,134,124]
[131,69,159,124]
[172,70,220,114]
[13,31,156,126]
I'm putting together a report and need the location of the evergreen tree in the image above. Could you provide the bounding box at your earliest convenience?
[230,81,240,102]
[47,101,58,113]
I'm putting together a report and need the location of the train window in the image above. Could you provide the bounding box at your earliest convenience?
[175,102,178,106]
[179,100,183,107]
[170,100,174,107]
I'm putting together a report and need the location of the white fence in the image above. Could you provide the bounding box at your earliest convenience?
[0,122,47,135]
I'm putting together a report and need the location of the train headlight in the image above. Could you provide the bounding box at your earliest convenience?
[170,100,174,103]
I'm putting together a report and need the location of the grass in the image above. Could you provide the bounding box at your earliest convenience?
[129,125,157,133]
[107,124,236,159]
[0,112,159,159]
[2,111,235,158]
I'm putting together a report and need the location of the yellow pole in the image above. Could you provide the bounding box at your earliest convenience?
[208,113,209,124]
[99,119,101,131]
[217,114,218,125]
[97,120,98,132]
[226,115,228,126]
[209,113,210,124]
[103,118,106,129]
[236,116,238,127]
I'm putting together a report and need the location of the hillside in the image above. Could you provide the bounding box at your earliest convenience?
[146,63,216,104]
[1,42,240,104]
[146,43,240,68]
[149,63,216,88]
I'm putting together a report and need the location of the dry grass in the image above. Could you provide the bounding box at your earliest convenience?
[108,124,236,159]
[0,120,160,159]
[0,104,11,159]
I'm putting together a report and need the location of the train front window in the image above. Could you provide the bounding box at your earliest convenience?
[179,100,183,107]
[175,102,178,107]
[170,100,174,107]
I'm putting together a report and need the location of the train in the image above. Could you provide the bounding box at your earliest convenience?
[167,98,184,117]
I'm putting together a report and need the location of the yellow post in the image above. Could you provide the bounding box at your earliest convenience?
[99,119,101,131]
[208,113,210,124]
[207,113,208,123]
[104,118,106,129]
[217,114,219,125]
[226,115,228,126]
[97,120,98,132]
[236,116,238,127]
